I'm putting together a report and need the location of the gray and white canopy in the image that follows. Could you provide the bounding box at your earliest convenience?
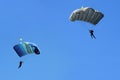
[69,7,104,25]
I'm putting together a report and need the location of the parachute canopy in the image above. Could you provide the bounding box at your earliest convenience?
[13,41,40,57]
[69,6,104,25]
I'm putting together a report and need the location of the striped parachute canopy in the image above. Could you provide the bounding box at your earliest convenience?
[69,6,104,25]
[13,41,40,57]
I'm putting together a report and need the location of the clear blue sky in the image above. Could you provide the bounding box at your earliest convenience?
[0,0,120,80]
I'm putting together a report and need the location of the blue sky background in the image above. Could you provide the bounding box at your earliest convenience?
[0,0,120,80]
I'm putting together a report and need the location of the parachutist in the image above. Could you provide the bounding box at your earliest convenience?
[89,30,96,39]
[69,7,104,39]
[18,61,23,69]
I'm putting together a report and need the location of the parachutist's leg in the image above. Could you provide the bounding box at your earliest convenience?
[90,34,93,39]
[93,34,96,39]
